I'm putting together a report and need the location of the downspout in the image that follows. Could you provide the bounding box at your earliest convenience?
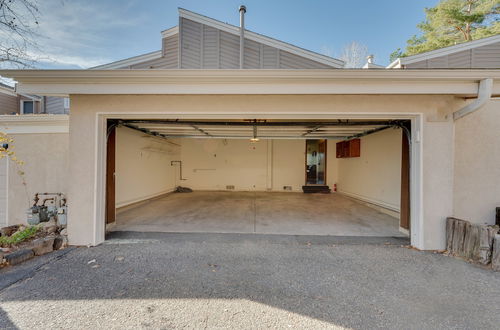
[453,78,493,120]
[239,5,246,69]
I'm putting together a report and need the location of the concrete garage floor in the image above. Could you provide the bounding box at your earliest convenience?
[1,233,499,329]
[112,191,405,237]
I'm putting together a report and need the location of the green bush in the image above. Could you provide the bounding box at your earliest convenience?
[0,225,40,247]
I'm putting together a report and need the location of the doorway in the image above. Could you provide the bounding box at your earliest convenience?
[305,139,327,185]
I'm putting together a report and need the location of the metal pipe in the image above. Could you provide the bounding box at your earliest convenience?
[239,5,246,69]
[453,78,493,120]
[171,161,186,180]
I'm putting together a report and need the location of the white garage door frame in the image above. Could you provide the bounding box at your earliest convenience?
[93,111,424,248]
[0,156,8,227]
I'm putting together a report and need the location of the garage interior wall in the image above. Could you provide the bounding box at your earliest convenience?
[7,133,69,225]
[115,126,180,207]
[178,138,339,192]
[453,99,500,225]
[337,128,403,216]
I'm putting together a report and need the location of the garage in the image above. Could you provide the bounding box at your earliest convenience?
[105,118,410,238]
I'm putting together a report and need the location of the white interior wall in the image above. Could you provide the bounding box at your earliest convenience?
[180,138,268,191]
[115,127,180,207]
[337,128,402,212]
[179,138,338,192]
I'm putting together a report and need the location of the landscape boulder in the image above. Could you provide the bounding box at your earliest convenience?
[5,249,34,265]
[31,237,55,256]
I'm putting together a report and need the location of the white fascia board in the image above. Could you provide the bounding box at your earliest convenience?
[0,114,69,134]
[399,34,500,66]
[161,26,179,38]
[90,50,163,70]
[386,59,401,69]
[2,69,499,96]
[178,8,345,68]
[0,85,17,97]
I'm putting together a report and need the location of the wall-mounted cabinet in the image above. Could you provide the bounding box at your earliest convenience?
[336,139,360,158]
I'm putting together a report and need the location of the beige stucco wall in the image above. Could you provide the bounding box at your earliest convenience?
[68,94,461,249]
[453,99,500,225]
[337,128,402,212]
[115,126,180,207]
[179,138,336,192]
[7,133,69,225]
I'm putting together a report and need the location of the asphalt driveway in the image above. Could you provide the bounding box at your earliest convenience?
[1,232,499,329]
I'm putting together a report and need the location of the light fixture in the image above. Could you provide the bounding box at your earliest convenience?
[250,125,259,142]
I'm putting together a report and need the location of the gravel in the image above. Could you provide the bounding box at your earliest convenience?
[0,232,499,329]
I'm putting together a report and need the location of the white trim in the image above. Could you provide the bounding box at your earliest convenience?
[393,34,500,67]
[2,69,499,96]
[20,99,34,115]
[92,111,423,249]
[0,114,69,134]
[90,51,163,70]
[337,190,400,212]
[115,189,175,209]
[161,26,179,38]
[178,8,344,68]
[0,85,17,97]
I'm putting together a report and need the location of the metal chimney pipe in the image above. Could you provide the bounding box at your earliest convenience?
[239,5,246,69]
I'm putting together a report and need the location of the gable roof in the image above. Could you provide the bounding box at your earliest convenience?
[388,34,500,68]
[178,8,344,68]
[93,8,344,70]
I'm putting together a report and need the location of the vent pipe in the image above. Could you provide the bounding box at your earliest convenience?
[239,5,246,69]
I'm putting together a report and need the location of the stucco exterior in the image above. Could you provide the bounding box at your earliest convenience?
[65,94,463,249]
[453,99,500,225]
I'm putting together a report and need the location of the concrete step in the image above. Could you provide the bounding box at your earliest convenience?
[302,185,331,194]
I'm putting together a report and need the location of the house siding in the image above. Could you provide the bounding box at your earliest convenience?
[45,96,69,114]
[405,41,500,69]
[172,17,333,69]
[0,92,19,115]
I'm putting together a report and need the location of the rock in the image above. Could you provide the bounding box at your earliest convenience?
[60,228,67,236]
[493,234,500,272]
[42,219,57,229]
[53,236,64,250]
[0,225,19,237]
[31,237,55,256]
[5,249,34,265]
[45,225,58,234]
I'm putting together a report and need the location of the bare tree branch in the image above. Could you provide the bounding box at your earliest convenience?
[0,0,40,68]
[340,41,369,68]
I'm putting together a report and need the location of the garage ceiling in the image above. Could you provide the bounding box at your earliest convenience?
[116,119,404,140]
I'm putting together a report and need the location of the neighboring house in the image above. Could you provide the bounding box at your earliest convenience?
[0,83,69,114]
[388,34,500,69]
[0,8,499,252]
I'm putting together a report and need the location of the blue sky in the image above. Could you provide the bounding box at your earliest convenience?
[34,0,440,69]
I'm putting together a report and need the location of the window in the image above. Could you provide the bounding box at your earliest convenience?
[63,97,70,109]
[21,100,34,114]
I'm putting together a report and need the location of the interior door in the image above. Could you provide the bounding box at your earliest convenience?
[305,139,327,185]
[105,125,116,224]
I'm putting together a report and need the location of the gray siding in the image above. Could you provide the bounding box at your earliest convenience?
[45,96,69,114]
[176,17,332,69]
[405,41,500,69]
[0,92,19,115]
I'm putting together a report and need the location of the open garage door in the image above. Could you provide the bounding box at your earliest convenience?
[105,119,410,238]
